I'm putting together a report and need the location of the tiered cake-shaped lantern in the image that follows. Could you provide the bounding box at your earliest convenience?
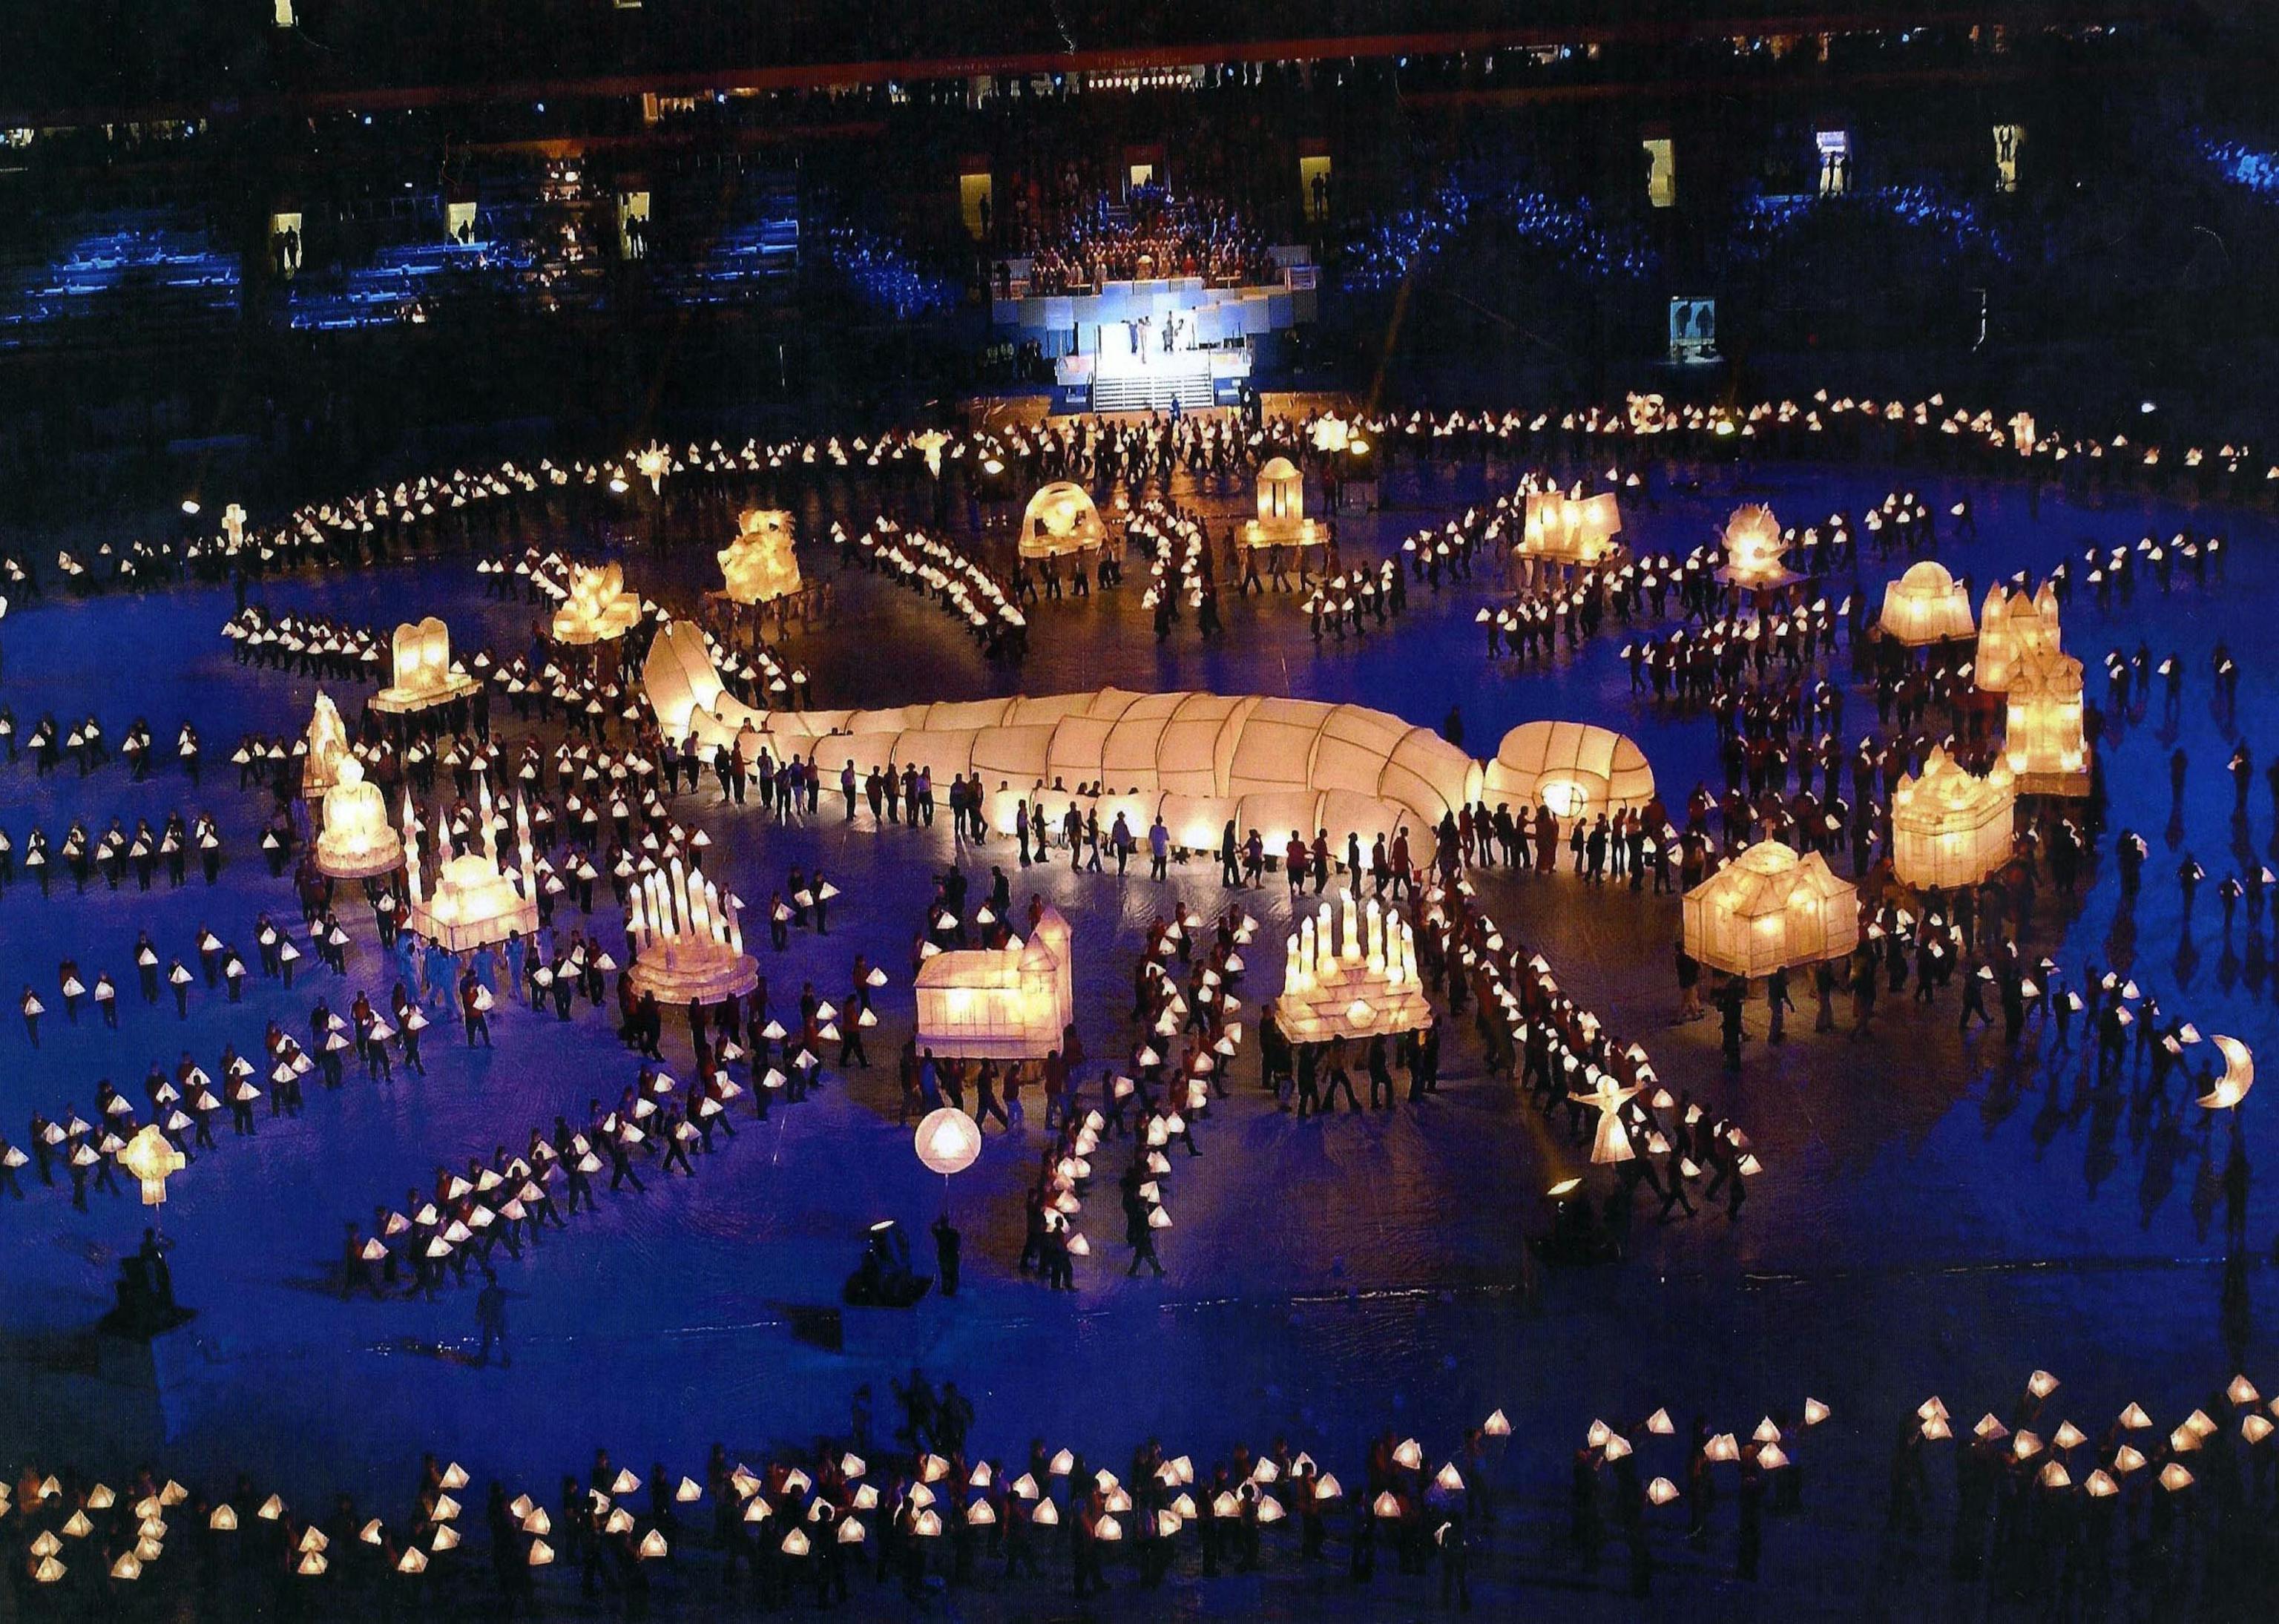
[1276,892,1433,1044]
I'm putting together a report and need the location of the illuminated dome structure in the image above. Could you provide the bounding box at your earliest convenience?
[1240,457,1321,550]
[1881,560,1976,646]
[1482,722,1654,820]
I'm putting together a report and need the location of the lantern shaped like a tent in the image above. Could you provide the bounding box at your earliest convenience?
[915,904,1074,1059]
[1974,582,2062,694]
[2003,650,2091,796]
[1483,721,1654,821]
[1880,561,1976,646]
[1519,490,1622,568]
[1019,484,1105,560]
[1890,747,2015,890]
[719,510,802,605]
[374,617,479,714]
[1683,841,1859,978]
[300,691,350,799]
[550,562,641,645]
[1242,458,1319,550]
[315,758,406,880]
[1717,504,1797,589]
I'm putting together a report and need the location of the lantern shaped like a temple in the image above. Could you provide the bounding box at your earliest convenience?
[1890,747,2016,890]
[1683,841,1858,978]
[2002,650,2091,796]
[1881,560,1976,646]
[1974,582,2062,693]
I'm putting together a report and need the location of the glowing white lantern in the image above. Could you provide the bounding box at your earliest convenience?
[718,510,802,605]
[1683,841,1859,977]
[300,691,350,798]
[1275,892,1433,1044]
[914,1108,983,1178]
[1483,720,1654,821]
[1519,488,1622,568]
[1717,504,1795,588]
[401,776,540,951]
[315,759,406,880]
[118,1123,185,1206]
[1018,483,1105,559]
[2199,1036,2255,1111]
[374,617,479,714]
[1974,582,2062,694]
[1890,747,2015,890]
[2002,650,2091,796]
[626,858,757,1004]
[1880,560,1976,646]
[550,562,641,645]
[1241,457,1319,552]
[914,905,1074,1060]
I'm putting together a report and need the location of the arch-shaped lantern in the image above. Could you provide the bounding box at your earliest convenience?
[1683,841,1859,978]
[1881,560,1976,646]
[1018,483,1105,559]
[1242,457,1320,550]
[1890,747,2015,890]
[1483,721,1654,821]
[375,617,479,713]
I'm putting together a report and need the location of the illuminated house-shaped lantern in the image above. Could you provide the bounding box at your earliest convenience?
[2003,650,2091,796]
[1715,504,1798,589]
[1483,721,1654,821]
[550,562,641,645]
[915,904,1074,1060]
[1974,582,2062,694]
[1519,489,1623,569]
[626,858,759,1004]
[1240,457,1320,550]
[1018,483,1105,560]
[300,691,350,799]
[1890,747,2015,891]
[315,758,406,880]
[1880,560,1976,646]
[401,775,540,951]
[373,617,479,714]
[718,510,803,605]
[1683,841,1859,978]
[1276,892,1433,1044]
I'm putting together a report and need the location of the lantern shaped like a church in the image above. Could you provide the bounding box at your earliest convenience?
[1880,561,1976,646]
[1974,582,2062,693]
[2003,650,2091,796]
[915,905,1076,1059]
[1891,746,2015,890]
[1683,841,1858,978]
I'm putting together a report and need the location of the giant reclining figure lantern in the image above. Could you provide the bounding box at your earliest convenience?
[645,622,1520,855]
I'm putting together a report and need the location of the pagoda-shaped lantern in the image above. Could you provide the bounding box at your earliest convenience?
[1683,841,1859,978]
[1890,747,2015,890]
[2003,650,2091,796]
[1974,582,2062,693]
[1881,560,1976,646]
[718,510,803,605]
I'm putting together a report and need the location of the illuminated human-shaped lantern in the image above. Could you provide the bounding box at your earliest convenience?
[300,691,351,799]
[550,562,641,645]
[1974,582,2062,694]
[1519,487,1623,568]
[1683,841,1859,978]
[1483,721,1653,823]
[914,905,1075,1059]
[718,510,803,605]
[1890,747,2016,891]
[1018,484,1105,560]
[1880,560,1976,646]
[2002,650,2091,796]
[1716,504,1797,589]
[315,758,406,879]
